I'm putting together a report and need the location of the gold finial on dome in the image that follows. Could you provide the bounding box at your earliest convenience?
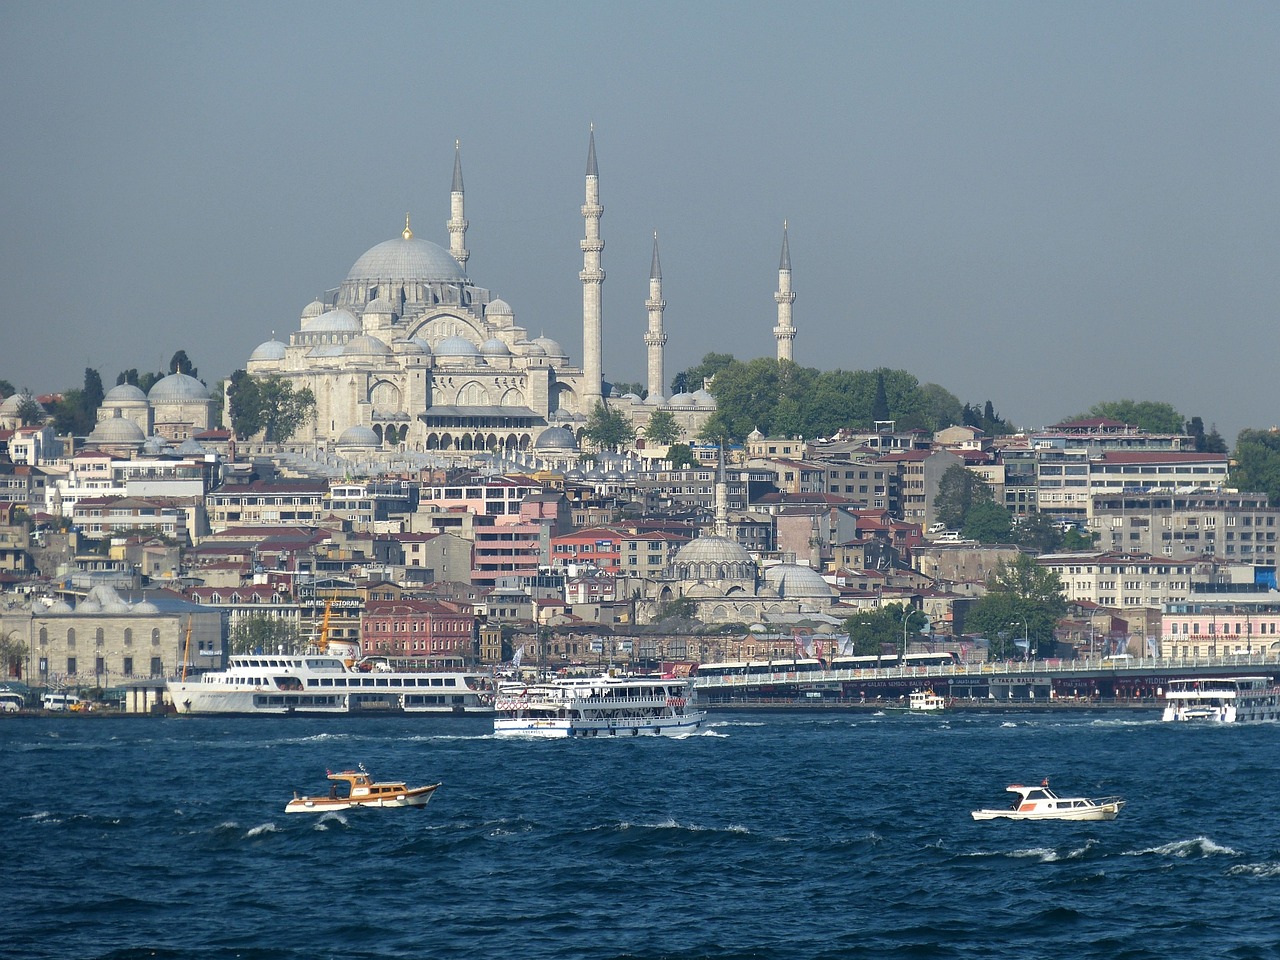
[403,213,413,240]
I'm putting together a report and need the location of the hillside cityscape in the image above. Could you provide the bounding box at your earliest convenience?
[3,134,1280,704]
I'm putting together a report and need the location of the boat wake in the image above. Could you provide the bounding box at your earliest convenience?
[1126,836,1239,859]
[1226,861,1280,878]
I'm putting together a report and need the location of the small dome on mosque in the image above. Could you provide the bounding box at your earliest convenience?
[301,299,327,319]
[363,297,397,316]
[518,341,546,357]
[103,383,147,403]
[668,392,694,406]
[148,373,210,403]
[534,425,579,450]
[249,339,288,361]
[619,393,641,402]
[674,535,752,567]
[337,425,381,447]
[486,298,513,317]
[301,307,361,333]
[436,336,481,359]
[532,335,565,357]
[176,438,206,455]
[346,235,467,284]
[87,415,146,445]
[76,599,103,614]
[411,337,433,355]
[392,338,428,355]
[690,389,716,408]
[764,564,836,599]
[644,393,667,405]
[46,599,73,614]
[747,427,765,442]
[342,335,392,357]
[480,338,512,356]
[133,598,160,615]
[142,435,172,454]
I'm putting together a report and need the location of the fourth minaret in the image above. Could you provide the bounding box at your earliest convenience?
[773,221,796,362]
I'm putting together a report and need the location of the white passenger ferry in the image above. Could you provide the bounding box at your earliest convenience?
[167,654,493,716]
[493,671,706,738]
[1161,676,1280,723]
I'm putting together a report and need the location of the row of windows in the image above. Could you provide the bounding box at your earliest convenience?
[39,627,161,646]
[41,656,160,677]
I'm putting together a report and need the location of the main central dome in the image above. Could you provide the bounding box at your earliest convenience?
[346,236,466,284]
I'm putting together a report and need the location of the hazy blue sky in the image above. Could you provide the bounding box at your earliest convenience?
[3,1,1279,440]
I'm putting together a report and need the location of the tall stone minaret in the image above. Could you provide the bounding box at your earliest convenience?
[773,220,796,362]
[580,126,605,408]
[714,443,730,538]
[448,140,469,272]
[644,232,667,400]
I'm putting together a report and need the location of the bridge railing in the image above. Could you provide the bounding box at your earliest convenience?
[693,651,1280,690]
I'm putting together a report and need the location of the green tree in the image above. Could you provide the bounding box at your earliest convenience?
[933,464,993,530]
[15,391,44,427]
[227,372,315,442]
[871,371,890,421]
[169,350,198,378]
[966,554,1066,660]
[1011,512,1063,554]
[643,409,680,444]
[843,603,914,658]
[962,500,1014,543]
[230,615,302,655]
[673,352,735,395]
[0,380,14,400]
[584,400,634,451]
[83,367,104,414]
[1070,400,1185,434]
[1231,429,1280,506]
[665,443,698,468]
[609,380,647,400]
[921,383,964,431]
[1,630,29,679]
[1061,526,1097,551]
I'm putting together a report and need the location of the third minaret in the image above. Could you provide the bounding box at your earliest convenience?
[644,232,667,400]
[448,140,469,271]
[580,127,604,407]
[773,221,796,362]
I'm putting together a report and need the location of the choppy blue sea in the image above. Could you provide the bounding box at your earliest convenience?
[2,710,1278,960]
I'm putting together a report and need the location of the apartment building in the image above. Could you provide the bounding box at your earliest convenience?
[1088,489,1279,561]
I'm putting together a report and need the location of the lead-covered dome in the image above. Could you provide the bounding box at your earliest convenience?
[337,425,380,447]
[249,339,288,361]
[87,415,146,445]
[149,373,210,402]
[342,335,392,357]
[674,535,752,567]
[346,236,466,284]
[103,383,147,403]
[534,425,578,450]
[302,307,361,333]
[764,564,835,600]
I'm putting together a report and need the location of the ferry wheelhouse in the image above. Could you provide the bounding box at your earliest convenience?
[494,672,706,738]
[167,655,493,716]
[1161,676,1280,723]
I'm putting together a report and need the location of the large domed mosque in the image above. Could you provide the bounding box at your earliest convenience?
[239,130,799,459]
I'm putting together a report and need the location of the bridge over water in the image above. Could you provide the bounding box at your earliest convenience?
[694,653,1280,704]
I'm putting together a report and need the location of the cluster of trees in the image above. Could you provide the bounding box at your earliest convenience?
[1068,401,1227,453]
[226,370,315,442]
[669,353,1011,443]
[584,402,684,451]
[933,465,1094,550]
[229,615,302,655]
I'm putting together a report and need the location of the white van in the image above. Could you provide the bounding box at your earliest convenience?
[41,693,82,712]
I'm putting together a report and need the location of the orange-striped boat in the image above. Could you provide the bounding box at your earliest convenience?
[285,765,440,813]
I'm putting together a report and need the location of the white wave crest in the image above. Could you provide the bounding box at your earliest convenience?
[1128,836,1238,858]
[1227,862,1280,878]
[246,822,280,837]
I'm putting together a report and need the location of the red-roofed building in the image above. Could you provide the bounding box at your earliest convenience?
[361,598,476,662]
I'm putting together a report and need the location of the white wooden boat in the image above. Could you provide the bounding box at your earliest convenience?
[971,780,1125,821]
[286,766,440,813]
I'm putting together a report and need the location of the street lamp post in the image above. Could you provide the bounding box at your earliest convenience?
[1011,615,1029,661]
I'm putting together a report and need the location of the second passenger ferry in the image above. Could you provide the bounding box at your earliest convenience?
[167,654,493,716]
[494,671,706,737]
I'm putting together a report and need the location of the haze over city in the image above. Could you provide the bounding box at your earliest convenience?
[3,1,1279,441]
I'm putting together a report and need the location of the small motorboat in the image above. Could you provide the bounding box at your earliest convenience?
[971,779,1125,822]
[285,765,440,813]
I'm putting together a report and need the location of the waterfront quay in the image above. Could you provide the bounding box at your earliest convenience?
[695,652,1280,707]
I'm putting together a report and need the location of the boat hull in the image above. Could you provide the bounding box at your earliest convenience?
[972,801,1124,822]
[285,783,439,813]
